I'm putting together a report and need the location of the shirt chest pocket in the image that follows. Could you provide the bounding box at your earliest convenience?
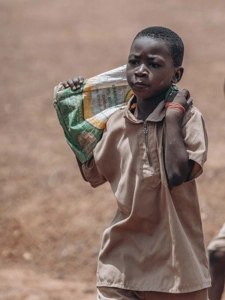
[140,156,162,188]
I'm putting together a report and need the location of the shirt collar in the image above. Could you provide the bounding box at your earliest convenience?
[124,95,166,123]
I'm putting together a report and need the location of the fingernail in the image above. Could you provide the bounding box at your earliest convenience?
[72,87,77,90]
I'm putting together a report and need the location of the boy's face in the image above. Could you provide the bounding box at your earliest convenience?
[126,37,182,102]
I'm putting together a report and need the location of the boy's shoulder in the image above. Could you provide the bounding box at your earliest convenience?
[107,106,126,123]
[103,107,127,136]
[190,105,202,114]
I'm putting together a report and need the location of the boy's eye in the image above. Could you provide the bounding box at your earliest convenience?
[149,63,160,68]
[128,59,139,66]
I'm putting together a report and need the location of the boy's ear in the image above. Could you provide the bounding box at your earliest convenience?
[172,66,184,84]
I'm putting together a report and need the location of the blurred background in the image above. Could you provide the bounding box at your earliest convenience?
[0,0,225,299]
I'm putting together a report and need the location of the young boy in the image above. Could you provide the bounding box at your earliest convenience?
[208,223,225,300]
[61,26,210,299]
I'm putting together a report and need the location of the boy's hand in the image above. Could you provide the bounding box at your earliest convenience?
[167,89,193,112]
[61,76,84,90]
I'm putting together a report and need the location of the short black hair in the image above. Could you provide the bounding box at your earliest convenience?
[133,26,184,67]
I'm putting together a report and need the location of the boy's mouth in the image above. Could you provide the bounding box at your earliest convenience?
[133,81,149,87]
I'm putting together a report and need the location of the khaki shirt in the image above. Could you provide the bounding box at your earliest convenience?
[82,97,211,293]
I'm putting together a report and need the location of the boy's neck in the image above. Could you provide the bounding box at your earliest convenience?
[136,96,164,121]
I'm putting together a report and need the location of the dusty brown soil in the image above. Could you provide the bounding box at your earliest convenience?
[0,0,225,299]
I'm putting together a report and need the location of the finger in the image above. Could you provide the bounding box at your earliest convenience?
[72,77,81,90]
[181,89,190,99]
[78,76,84,84]
[67,79,76,90]
[187,97,193,106]
[67,79,74,86]
[61,81,69,88]
[72,77,79,85]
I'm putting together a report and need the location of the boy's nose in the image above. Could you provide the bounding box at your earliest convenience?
[134,64,148,77]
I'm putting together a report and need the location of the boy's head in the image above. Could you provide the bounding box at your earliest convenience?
[126,26,184,102]
[133,26,184,67]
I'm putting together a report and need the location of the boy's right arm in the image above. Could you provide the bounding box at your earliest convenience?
[61,75,85,179]
[77,156,107,187]
[81,157,107,188]
[61,75,87,178]
[61,75,107,187]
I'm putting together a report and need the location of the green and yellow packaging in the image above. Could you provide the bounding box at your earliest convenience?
[53,65,132,163]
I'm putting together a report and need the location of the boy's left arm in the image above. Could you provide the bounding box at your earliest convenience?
[164,89,197,186]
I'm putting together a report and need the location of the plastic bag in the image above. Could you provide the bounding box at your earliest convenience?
[53,65,133,163]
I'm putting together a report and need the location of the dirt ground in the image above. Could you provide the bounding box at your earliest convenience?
[0,0,225,299]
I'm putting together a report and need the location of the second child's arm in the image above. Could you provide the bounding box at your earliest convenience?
[164,89,193,186]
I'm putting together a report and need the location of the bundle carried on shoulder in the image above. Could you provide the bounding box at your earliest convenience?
[53,65,133,163]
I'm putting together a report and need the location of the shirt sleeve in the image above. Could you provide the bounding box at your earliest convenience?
[181,106,208,180]
[82,157,107,188]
